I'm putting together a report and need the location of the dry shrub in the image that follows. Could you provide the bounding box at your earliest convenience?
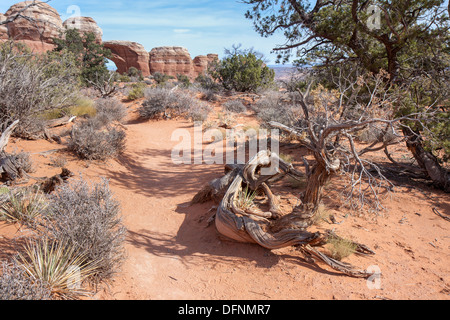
[94,97,127,126]
[223,100,247,113]
[0,42,79,138]
[253,91,298,127]
[42,178,127,285]
[139,88,210,121]
[68,121,126,161]
[0,260,51,300]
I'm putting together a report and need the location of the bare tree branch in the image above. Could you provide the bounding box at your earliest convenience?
[0,1,52,26]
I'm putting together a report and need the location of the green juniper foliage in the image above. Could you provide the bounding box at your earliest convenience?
[53,29,112,85]
[209,45,275,92]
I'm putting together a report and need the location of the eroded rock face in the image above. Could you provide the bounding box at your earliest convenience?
[63,16,103,43]
[5,1,63,53]
[149,46,194,77]
[0,13,9,40]
[103,40,150,76]
[149,46,218,78]
[2,2,218,77]
[193,53,218,77]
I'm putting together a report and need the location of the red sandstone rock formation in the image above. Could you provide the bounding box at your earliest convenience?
[0,14,9,40]
[5,1,62,53]
[63,16,103,44]
[149,46,194,77]
[193,53,218,77]
[1,2,218,78]
[103,40,150,76]
[149,47,218,78]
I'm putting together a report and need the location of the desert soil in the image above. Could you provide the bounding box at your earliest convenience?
[1,92,449,300]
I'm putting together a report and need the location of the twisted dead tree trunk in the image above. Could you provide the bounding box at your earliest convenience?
[194,70,439,278]
[194,150,375,278]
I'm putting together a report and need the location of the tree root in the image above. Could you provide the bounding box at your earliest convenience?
[192,150,376,278]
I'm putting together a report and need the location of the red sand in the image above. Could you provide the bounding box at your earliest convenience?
[1,95,449,300]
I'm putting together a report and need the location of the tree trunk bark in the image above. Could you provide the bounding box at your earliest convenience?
[403,128,450,192]
[271,162,333,232]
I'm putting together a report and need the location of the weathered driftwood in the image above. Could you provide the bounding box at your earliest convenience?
[193,150,375,278]
[0,121,22,181]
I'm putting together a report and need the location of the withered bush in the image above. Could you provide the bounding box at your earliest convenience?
[94,97,127,126]
[42,178,127,284]
[0,260,51,300]
[68,121,126,161]
[139,88,210,121]
[0,42,79,138]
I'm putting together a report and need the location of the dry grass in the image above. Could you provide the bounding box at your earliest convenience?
[326,235,357,261]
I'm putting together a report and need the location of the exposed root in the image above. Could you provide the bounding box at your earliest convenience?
[193,150,376,278]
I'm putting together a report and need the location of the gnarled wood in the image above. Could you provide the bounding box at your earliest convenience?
[193,150,375,278]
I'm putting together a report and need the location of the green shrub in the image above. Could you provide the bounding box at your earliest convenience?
[127,82,147,101]
[195,74,221,91]
[209,47,275,92]
[117,74,131,82]
[128,67,143,81]
[53,29,112,85]
[176,74,191,88]
[152,72,174,85]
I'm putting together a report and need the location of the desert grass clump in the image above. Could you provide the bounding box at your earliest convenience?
[42,178,127,285]
[236,185,257,210]
[0,187,48,227]
[326,234,357,261]
[223,100,247,113]
[69,95,97,117]
[311,203,332,226]
[14,238,99,300]
[0,260,51,300]
[68,121,126,161]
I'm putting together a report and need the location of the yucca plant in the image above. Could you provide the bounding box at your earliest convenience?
[0,188,48,226]
[15,238,99,300]
[236,185,257,210]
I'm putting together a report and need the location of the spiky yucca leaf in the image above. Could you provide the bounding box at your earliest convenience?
[15,238,99,300]
[236,185,257,210]
[0,188,48,225]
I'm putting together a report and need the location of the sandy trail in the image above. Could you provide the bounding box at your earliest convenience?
[1,100,449,300]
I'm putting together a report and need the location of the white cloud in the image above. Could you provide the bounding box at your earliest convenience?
[173,29,191,34]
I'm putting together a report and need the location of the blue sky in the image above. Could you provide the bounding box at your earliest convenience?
[0,0,290,64]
